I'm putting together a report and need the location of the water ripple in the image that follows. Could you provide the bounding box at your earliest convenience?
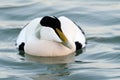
[0,0,120,80]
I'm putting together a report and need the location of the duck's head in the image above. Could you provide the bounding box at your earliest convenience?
[40,16,61,30]
[40,16,68,43]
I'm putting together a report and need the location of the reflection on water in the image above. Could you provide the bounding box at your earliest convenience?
[25,53,75,64]
[30,64,70,80]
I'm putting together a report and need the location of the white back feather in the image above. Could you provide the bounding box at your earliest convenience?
[16,18,41,48]
[59,16,86,47]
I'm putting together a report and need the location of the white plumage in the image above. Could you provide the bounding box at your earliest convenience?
[16,16,86,57]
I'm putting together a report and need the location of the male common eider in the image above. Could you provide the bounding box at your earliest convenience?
[16,16,86,57]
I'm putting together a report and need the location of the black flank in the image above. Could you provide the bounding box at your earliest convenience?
[75,42,82,51]
[18,42,25,57]
[18,42,25,51]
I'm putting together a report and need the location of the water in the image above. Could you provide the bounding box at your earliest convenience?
[0,0,120,80]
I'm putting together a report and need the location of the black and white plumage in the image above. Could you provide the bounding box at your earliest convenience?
[16,16,86,57]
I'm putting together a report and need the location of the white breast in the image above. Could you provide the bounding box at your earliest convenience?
[25,39,75,57]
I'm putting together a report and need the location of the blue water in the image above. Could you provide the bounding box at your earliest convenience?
[0,0,120,80]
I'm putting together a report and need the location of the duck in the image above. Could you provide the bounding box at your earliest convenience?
[16,16,86,57]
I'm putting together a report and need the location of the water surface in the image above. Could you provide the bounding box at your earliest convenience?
[0,0,120,80]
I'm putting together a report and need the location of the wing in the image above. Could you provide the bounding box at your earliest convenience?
[59,16,86,50]
[74,24,86,48]
[16,18,42,48]
[16,25,27,48]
